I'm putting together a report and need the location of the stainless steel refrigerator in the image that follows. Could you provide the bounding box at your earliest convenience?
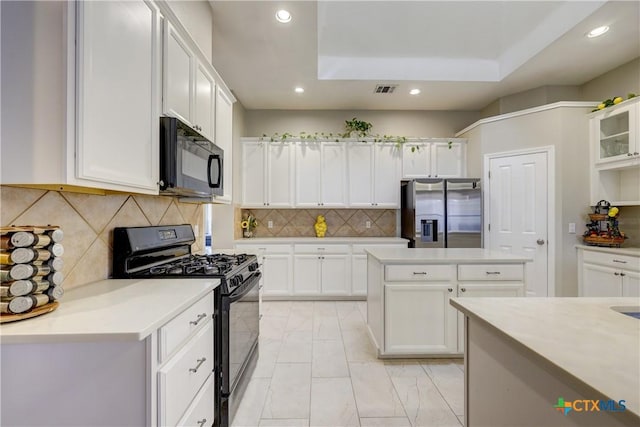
[401,178,482,248]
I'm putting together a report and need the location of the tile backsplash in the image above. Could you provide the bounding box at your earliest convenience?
[240,208,396,238]
[617,205,640,247]
[1,186,204,290]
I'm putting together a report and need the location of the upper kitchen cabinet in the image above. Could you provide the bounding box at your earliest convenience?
[402,139,467,179]
[163,21,216,142]
[589,97,640,205]
[241,139,295,207]
[214,87,234,203]
[1,1,160,194]
[76,1,160,192]
[295,141,347,207]
[348,142,401,208]
[591,98,639,166]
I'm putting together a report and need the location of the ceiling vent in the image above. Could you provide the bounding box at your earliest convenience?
[373,84,397,94]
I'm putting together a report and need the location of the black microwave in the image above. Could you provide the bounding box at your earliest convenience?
[159,117,223,198]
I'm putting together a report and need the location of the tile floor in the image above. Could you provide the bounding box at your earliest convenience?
[232,301,464,427]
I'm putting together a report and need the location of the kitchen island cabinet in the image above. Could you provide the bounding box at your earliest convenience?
[366,248,529,357]
[451,297,640,427]
[0,278,218,427]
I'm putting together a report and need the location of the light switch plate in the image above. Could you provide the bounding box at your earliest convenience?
[365,220,371,229]
[568,223,576,234]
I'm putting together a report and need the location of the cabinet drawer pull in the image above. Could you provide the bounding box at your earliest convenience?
[460,288,466,292]
[612,259,627,264]
[448,288,453,292]
[412,272,427,275]
[620,273,626,277]
[485,271,501,275]
[197,419,207,427]
[627,153,633,157]
[614,272,620,276]
[190,313,207,326]
[189,357,207,373]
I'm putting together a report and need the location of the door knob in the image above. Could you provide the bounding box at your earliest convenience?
[536,239,545,245]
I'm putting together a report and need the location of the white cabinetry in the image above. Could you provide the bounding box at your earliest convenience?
[455,264,524,351]
[293,244,350,295]
[402,139,466,178]
[1,1,160,194]
[235,244,293,296]
[295,142,347,207]
[348,142,401,208]
[241,140,295,207]
[163,21,216,142]
[589,98,640,205]
[0,289,215,427]
[352,244,407,296]
[367,254,526,356]
[383,264,458,354]
[214,87,234,203]
[236,240,408,298]
[578,247,640,297]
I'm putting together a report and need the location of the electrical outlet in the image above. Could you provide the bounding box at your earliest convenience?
[268,220,273,229]
[568,223,576,234]
[365,220,371,229]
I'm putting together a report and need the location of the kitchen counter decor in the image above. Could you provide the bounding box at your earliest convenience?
[241,213,258,238]
[583,200,626,247]
[0,225,64,322]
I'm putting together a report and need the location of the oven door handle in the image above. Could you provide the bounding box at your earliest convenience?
[228,272,261,303]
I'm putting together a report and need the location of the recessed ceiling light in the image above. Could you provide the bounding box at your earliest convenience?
[409,89,421,95]
[275,10,292,23]
[294,87,304,93]
[587,25,609,38]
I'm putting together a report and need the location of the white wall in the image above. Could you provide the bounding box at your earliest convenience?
[581,57,640,102]
[165,0,213,63]
[244,110,481,138]
[459,105,594,297]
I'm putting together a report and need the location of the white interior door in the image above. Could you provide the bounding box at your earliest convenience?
[487,152,549,297]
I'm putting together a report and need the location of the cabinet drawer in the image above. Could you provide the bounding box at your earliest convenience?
[237,244,292,254]
[159,321,214,427]
[352,243,406,255]
[582,251,640,271]
[294,244,349,254]
[176,373,215,427]
[385,264,454,282]
[159,292,213,362]
[458,264,524,281]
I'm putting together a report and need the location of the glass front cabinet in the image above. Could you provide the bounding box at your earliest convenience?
[591,99,639,166]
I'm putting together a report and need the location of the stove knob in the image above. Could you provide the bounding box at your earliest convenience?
[249,262,258,272]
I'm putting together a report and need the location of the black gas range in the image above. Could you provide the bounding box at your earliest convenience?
[112,224,260,427]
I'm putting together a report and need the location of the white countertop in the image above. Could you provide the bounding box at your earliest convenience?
[451,297,640,417]
[576,244,640,257]
[0,278,219,344]
[365,248,531,263]
[235,237,409,244]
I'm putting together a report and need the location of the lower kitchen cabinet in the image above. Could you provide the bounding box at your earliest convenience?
[0,286,215,427]
[262,254,293,296]
[577,246,640,297]
[385,283,457,354]
[293,244,350,296]
[236,240,408,298]
[292,254,349,295]
[232,244,293,297]
[366,250,528,357]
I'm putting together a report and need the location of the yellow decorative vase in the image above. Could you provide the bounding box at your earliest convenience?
[314,215,327,238]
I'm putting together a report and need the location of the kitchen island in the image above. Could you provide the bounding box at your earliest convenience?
[451,297,640,426]
[1,278,219,426]
[366,248,530,356]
